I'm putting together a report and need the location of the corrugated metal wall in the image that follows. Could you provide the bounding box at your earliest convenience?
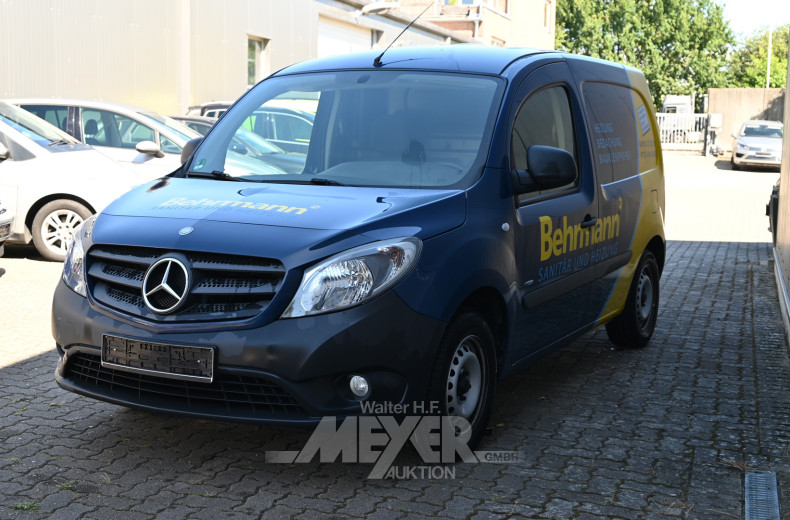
[0,0,316,115]
[1,0,194,114]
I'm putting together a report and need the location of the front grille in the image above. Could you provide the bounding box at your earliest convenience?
[65,353,305,420]
[87,245,286,322]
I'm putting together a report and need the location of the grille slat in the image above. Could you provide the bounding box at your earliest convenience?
[87,246,286,322]
[87,263,145,290]
[66,353,304,418]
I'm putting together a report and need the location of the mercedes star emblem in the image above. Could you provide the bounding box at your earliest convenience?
[142,258,190,314]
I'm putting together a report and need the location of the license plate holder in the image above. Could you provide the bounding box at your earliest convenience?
[102,334,215,383]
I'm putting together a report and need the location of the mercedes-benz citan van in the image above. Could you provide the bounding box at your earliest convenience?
[53,46,665,447]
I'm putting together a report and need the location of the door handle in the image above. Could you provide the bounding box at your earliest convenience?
[580,215,597,228]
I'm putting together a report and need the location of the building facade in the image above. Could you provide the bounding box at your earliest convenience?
[0,0,553,115]
[398,0,556,49]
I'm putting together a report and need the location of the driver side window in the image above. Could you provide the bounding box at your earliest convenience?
[511,86,578,203]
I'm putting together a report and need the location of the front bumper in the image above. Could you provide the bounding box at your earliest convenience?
[53,280,446,426]
[733,151,781,168]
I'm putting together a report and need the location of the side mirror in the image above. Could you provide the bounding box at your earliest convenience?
[0,142,8,160]
[181,137,202,164]
[136,140,165,158]
[512,145,577,195]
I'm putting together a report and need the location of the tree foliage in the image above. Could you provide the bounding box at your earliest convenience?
[556,0,733,109]
[729,25,789,88]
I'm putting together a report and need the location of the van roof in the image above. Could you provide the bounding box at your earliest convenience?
[277,45,551,77]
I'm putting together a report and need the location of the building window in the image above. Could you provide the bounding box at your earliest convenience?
[248,38,269,88]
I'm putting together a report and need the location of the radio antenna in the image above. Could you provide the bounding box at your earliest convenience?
[373,2,433,67]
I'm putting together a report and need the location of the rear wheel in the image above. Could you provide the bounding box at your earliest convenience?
[606,250,660,348]
[426,311,496,450]
[32,200,91,261]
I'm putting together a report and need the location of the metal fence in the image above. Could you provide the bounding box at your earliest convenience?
[656,113,709,144]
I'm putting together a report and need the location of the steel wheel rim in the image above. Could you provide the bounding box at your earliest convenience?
[635,269,654,329]
[41,209,83,256]
[445,335,484,421]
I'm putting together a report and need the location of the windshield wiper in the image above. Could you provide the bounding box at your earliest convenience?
[310,177,345,186]
[187,170,242,181]
[247,178,348,186]
[48,139,73,146]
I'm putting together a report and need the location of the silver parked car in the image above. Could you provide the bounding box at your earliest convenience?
[10,98,202,179]
[731,120,783,171]
[0,102,145,260]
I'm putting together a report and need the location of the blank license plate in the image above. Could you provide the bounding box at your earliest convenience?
[102,334,215,382]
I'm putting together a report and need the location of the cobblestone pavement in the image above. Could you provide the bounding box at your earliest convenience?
[1,152,788,519]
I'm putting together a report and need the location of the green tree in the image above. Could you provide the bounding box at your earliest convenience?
[556,0,734,109]
[730,25,789,88]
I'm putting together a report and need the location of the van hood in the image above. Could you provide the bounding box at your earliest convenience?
[94,178,466,266]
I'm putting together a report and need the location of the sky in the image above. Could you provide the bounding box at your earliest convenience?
[718,0,790,37]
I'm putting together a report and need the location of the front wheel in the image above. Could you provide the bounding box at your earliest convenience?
[606,250,660,348]
[32,200,91,261]
[426,311,496,450]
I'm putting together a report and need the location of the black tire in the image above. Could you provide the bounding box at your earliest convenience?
[425,311,496,450]
[731,156,740,171]
[31,200,91,262]
[606,250,660,348]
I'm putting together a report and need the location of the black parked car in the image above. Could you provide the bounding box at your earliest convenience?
[768,178,780,245]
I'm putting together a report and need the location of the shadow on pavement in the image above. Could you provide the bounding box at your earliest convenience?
[1,244,49,262]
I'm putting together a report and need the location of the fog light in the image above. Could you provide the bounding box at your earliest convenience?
[349,375,369,397]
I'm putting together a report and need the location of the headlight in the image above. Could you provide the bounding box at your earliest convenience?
[282,237,422,318]
[62,216,95,297]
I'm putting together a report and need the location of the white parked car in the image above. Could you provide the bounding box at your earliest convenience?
[10,98,201,179]
[0,102,146,260]
[731,120,783,171]
[0,198,13,257]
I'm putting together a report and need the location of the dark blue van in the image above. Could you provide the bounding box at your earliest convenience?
[53,46,665,446]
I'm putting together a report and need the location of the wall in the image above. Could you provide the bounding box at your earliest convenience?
[188,0,316,110]
[708,88,785,149]
[0,0,472,116]
[0,0,193,114]
[772,38,790,347]
[0,0,316,115]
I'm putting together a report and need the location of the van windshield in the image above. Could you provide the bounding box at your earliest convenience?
[188,71,504,189]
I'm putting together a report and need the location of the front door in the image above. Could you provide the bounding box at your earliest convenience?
[509,62,600,362]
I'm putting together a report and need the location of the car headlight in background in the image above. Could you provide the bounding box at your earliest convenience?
[282,237,422,318]
[62,215,96,297]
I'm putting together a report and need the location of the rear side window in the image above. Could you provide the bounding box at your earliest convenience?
[511,85,578,202]
[81,109,155,149]
[581,82,657,182]
[21,105,69,133]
